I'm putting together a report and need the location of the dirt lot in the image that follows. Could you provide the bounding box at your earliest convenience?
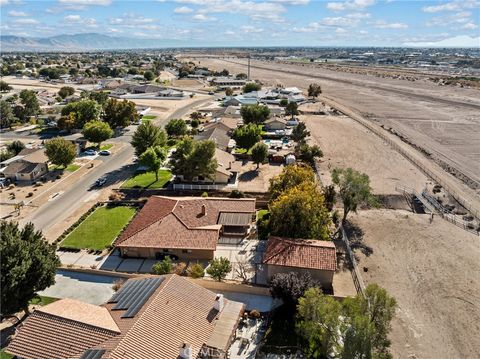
[349,209,480,359]
[236,160,284,193]
[302,112,428,194]
[186,56,480,190]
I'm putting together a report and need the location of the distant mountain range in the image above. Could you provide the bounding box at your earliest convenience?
[0,33,185,52]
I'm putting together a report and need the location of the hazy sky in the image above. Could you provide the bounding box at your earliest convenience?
[1,0,479,47]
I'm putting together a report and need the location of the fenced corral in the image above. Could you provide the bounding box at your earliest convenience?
[340,225,366,297]
[396,185,479,236]
[321,96,480,221]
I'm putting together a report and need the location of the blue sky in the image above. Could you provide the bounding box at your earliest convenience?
[1,0,479,47]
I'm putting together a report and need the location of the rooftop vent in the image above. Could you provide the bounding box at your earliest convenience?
[201,204,207,216]
[180,343,192,359]
[214,294,225,312]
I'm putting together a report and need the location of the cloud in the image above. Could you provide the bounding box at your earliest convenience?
[64,14,81,21]
[403,35,480,47]
[110,13,155,25]
[426,11,475,27]
[374,20,408,29]
[327,0,375,11]
[192,13,217,21]
[269,0,309,4]
[335,27,347,33]
[8,10,27,16]
[63,14,98,27]
[13,18,39,24]
[241,25,263,33]
[58,0,111,6]
[0,0,10,5]
[463,22,478,29]
[422,0,479,13]
[174,6,194,13]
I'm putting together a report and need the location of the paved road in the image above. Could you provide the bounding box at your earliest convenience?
[18,97,214,231]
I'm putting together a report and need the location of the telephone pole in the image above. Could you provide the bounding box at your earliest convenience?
[247,55,251,81]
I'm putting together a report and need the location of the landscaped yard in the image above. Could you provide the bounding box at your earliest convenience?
[60,206,137,250]
[121,169,172,189]
[257,209,269,221]
[0,350,13,359]
[142,115,157,122]
[49,164,81,172]
[30,295,59,306]
[100,143,113,151]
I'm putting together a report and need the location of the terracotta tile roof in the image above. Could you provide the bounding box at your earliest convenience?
[103,275,243,359]
[116,196,255,250]
[5,300,119,359]
[263,236,337,271]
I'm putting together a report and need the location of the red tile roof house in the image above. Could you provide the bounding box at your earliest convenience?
[115,196,256,260]
[262,236,337,291]
[5,274,245,359]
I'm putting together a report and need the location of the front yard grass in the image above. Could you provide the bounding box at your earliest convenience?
[60,206,136,250]
[0,350,13,359]
[100,143,113,151]
[49,164,81,172]
[30,295,59,306]
[121,170,172,189]
[141,115,157,122]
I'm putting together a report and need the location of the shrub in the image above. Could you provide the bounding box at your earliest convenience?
[249,309,261,318]
[201,191,208,198]
[109,192,122,201]
[152,256,173,275]
[206,257,232,282]
[174,262,187,275]
[112,279,125,292]
[229,190,245,198]
[26,192,34,197]
[187,262,205,278]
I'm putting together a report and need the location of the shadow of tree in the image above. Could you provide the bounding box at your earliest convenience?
[239,170,259,182]
[344,221,373,257]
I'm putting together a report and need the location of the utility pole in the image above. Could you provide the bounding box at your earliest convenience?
[247,55,251,81]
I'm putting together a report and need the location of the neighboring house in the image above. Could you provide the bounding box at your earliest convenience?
[262,236,337,290]
[218,117,240,134]
[115,196,256,260]
[214,148,238,184]
[64,133,88,154]
[157,89,185,98]
[194,125,233,152]
[223,95,258,107]
[132,85,164,94]
[264,117,287,131]
[223,105,242,118]
[211,77,246,89]
[5,275,245,359]
[0,148,49,182]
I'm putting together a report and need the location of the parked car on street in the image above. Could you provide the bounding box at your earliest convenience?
[95,177,107,187]
[99,150,111,156]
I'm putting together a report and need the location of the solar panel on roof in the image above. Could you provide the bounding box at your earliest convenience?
[108,277,164,318]
[80,349,106,359]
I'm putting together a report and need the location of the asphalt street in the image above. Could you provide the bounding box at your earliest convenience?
[15,96,214,231]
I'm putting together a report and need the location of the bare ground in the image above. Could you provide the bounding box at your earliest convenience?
[349,209,480,359]
[302,113,428,194]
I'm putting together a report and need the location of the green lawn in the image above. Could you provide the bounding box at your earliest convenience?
[49,164,81,172]
[0,350,13,359]
[235,147,253,155]
[141,115,157,122]
[30,295,59,306]
[100,143,113,151]
[61,206,137,250]
[121,170,172,189]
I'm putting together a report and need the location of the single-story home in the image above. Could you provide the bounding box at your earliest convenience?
[264,117,287,131]
[194,125,232,152]
[115,196,256,260]
[214,148,239,184]
[262,236,337,290]
[132,84,164,94]
[211,77,247,89]
[0,148,49,182]
[157,89,185,98]
[5,275,245,359]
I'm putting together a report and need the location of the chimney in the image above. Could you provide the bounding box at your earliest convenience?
[179,343,192,359]
[214,294,225,312]
[201,204,207,216]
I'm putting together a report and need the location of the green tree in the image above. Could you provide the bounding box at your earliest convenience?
[279,98,288,107]
[19,90,41,118]
[269,272,320,309]
[0,100,16,128]
[296,287,343,358]
[187,262,205,278]
[236,73,248,80]
[170,138,217,182]
[240,104,270,124]
[206,257,232,282]
[331,168,377,223]
[58,86,75,99]
[152,256,173,275]
[291,122,310,144]
[232,124,261,149]
[285,102,299,119]
[57,113,76,132]
[131,121,167,156]
[140,146,167,182]
[251,142,268,169]
[190,111,202,121]
[45,137,77,168]
[7,140,25,155]
[190,118,200,129]
[243,82,261,93]
[269,183,331,240]
[0,221,60,315]
[225,87,234,96]
[323,184,336,212]
[269,164,316,201]
[103,98,138,128]
[0,150,13,162]
[82,120,113,148]
[308,83,322,98]
[143,70,155,81]
[89,91,109,107]
[61,99,101,129]
[165,118,188,137]
[0,80,12,92]
[298,143,323,168]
